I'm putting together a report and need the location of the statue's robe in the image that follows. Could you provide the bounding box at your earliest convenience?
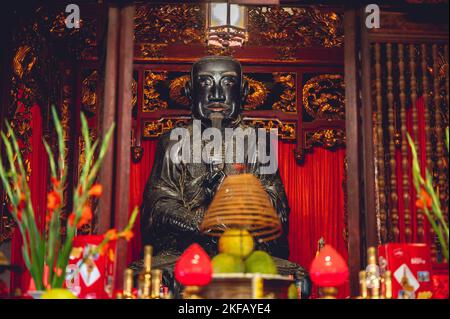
[134,121,311,298]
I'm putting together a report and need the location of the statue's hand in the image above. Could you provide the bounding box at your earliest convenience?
[203,170,226,200]
[167,206,205,234]
[190,207,206,233]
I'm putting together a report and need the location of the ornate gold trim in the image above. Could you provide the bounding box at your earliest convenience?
[303,74,344,120]
[13,46,36,79]
[242,119,296,140]
[142,118,191,138]
[272,73,296,113]
[143,71,168,112]
[244,76,269,110]
[169,75,190,107]
[81,70,99,114]
[305,128,345,149]
[132,77,138,108]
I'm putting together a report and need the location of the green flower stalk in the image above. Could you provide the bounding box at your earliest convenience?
[0,105,117,290]
[407,127,449,262]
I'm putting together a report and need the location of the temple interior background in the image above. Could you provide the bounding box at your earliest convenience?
[0,0,448,298]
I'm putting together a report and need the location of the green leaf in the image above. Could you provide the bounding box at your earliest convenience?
[43,139,57,178]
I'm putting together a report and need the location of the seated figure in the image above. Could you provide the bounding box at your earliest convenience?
[134,56,311,298]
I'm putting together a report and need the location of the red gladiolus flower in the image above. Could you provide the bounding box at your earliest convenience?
[47,191,61,211]
[105,229,118,241]
[416,189,432,210]
[18,193,26,210]
[119,230,134,241]
[51,177,60,188]
[68,205,92,229]
[88,184,103,197]
[46,210,53,223]
[78,205,93,228]
[68,213,75,227]
[99,244,109,256]
[17,209,23,222]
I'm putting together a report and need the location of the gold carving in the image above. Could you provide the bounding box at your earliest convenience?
[13,46,36,79]
[139,43,168,59]
[305,129,345,148]
[244,76,269,110]
[243,119,296,140]
[206,46,236,56]
[132,77,138,107]
[49,12,79,38]
[134,4,204,45]
[303,74,345,120]
[81,70,98,114]
[247,6,343,58]
[169,75,190,106]
[143,118,190,138]
[143,71,168,112]
[1,196,15,243]
[272,73,296,113]
[133,4,343,60]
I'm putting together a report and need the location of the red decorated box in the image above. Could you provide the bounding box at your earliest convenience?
[65,235,116,299]
[378,243,433,299]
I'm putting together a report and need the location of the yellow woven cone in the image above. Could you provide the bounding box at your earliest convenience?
[200,173,282,242]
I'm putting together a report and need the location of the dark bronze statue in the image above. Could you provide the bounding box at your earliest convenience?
[134,56,311,298]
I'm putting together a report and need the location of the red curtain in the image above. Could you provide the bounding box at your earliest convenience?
[127,140,158,265]
[127,140,349,297]
[277,142,349,298]
[10,105,48,292]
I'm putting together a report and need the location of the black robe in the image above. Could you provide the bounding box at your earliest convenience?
[141,121,290,259]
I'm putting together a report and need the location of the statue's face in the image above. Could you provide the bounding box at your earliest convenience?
[189,58,246,124]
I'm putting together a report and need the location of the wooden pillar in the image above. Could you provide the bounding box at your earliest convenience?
[98,2,134,291]
[359,9,378,249]
[98,6,119,234]
[344,6,364,297]
[113,4,134,290]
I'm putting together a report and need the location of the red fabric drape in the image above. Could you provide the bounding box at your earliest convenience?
[277,142,349,298]
[10,105,48,293]
[127,140,349,297]
[127,140,158,264]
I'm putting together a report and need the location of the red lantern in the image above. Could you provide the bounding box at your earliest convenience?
[175,244,212,286]
[310,244,349,287]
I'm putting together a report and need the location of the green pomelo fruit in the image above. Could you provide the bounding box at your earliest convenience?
[245,250,278,275]
[218,228,254,258]
[212,253,245,273]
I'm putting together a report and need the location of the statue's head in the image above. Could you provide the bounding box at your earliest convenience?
[185,56,248,125]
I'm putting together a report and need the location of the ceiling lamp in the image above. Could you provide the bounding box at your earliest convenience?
[206,1,248,48]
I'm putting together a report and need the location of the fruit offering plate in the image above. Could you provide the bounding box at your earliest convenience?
[200,273,294,299]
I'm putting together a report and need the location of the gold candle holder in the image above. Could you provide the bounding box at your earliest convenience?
[319,287,339,299]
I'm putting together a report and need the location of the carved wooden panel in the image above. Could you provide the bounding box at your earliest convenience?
[133,3,344,60]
